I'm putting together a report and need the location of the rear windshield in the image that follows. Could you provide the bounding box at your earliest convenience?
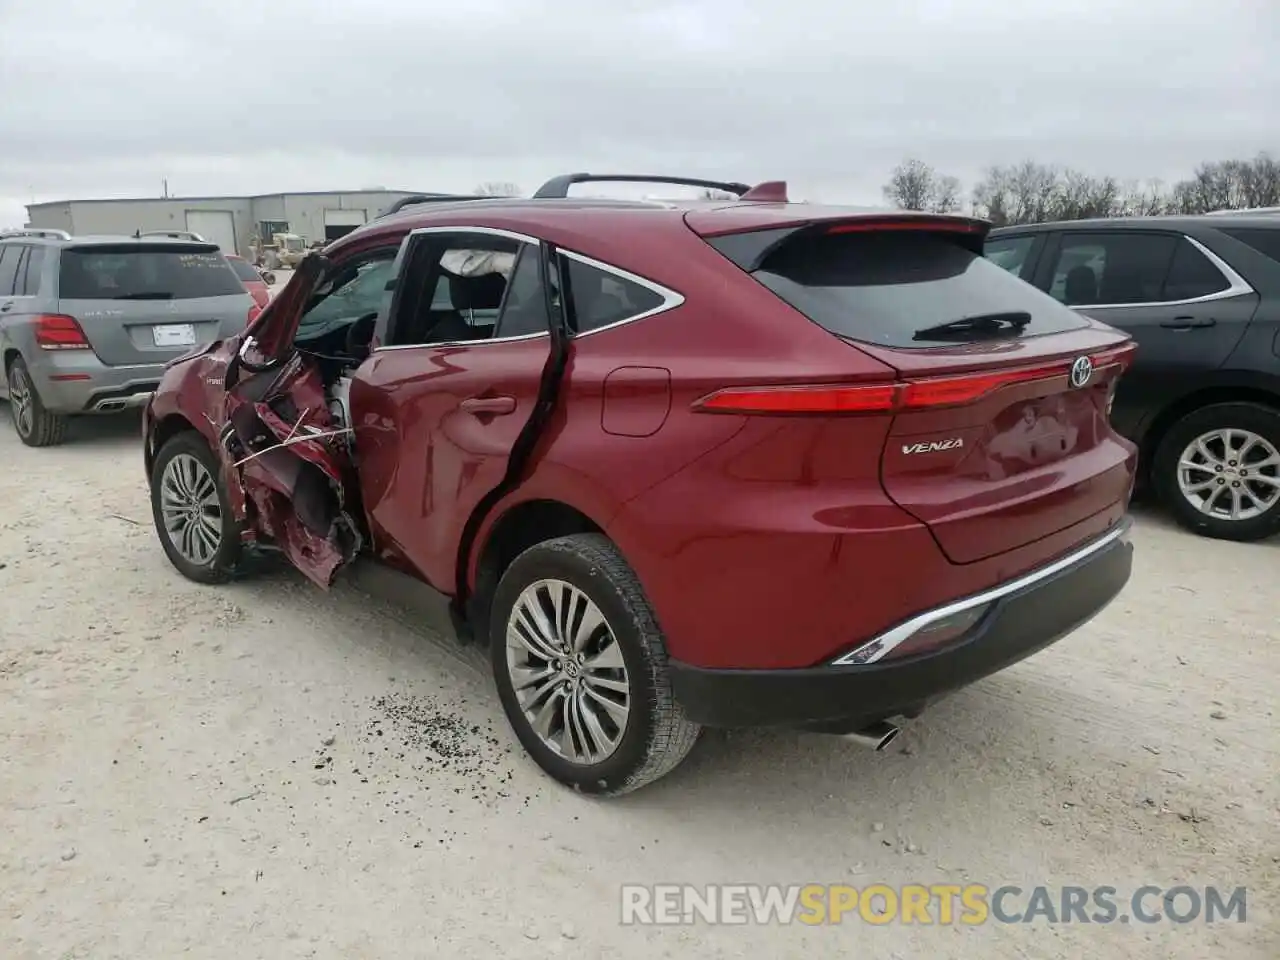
[59,245,245,300]
[1220,227,1280,266]
[226,258,262,283]
[748,231,1089,349]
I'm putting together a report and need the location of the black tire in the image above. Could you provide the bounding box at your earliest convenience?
[6,356,68,447]
[149,430,247,583]
[489,534,701,797]
[1153,401,1280,542]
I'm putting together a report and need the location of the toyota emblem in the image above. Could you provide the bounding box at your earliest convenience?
[1069,356,1093,389]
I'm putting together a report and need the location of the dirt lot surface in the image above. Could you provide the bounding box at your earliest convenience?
[1,414,1276,959]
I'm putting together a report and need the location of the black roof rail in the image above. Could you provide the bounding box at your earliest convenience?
[531,173,752,199]
[376,193,501,219]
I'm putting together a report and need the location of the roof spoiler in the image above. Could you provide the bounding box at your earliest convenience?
[532,173,757,199]
[376,193,501,219]
[1,228,72,240]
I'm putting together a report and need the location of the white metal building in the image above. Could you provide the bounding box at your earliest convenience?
[23,190,428,256]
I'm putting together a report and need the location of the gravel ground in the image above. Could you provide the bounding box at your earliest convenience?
[0,412,1276,959]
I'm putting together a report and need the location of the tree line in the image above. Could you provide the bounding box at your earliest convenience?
[882,153,1280,225]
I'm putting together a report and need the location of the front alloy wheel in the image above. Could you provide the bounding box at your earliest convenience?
[149,431,245,583]
[159,452,225,566]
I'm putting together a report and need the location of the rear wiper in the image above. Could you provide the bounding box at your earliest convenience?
[913,311,1031,341]
[113,291,174,300]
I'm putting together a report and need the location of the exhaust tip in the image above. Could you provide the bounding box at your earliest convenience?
[841,721,902,752]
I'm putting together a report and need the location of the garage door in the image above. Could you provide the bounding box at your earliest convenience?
[323,209,367,242]
[185,210,237,254]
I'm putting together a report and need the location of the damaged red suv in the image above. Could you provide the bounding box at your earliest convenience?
[143,173,1138,796]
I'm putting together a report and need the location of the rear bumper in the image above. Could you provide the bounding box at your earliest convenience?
[22,350,162,414]
[668,518,1134,728]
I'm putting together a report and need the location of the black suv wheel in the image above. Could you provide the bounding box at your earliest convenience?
[1153,402,1280,541]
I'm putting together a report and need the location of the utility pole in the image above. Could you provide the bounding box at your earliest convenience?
[162,178,169,199]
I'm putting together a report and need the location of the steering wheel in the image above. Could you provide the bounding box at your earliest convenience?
[344,311,379,358]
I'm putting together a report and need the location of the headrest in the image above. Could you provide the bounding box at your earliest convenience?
[448,271,507,312]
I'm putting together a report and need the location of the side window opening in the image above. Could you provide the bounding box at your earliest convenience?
[17,245,45,296]
[558,255,666,334]
[1048,234,1179,306]
[389,233,531,347]
[1162,239,1231,301]
[0,245,20,296]
[492,245,552,339]
[294,252,398,357]
[11,247,31,296]
[983,236,1036,277]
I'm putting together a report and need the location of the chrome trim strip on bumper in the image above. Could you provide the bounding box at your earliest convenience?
[830,518,1133,666]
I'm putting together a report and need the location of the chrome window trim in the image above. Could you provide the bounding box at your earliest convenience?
[370,225,685,352]
[557,248,686,338]
[1063,235,1253,311]
[830,519,1132,666]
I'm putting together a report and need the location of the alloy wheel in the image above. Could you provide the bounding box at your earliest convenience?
[1176,428,1280,522]
[159,453,223,565]
[504,578,631,765]
[8,365,33,438]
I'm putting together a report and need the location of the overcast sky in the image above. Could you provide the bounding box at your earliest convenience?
[0,0,1275,226]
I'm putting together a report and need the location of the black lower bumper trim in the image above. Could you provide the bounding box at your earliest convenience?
[669,526,1134,728]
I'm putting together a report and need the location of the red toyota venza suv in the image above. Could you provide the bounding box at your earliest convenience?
[142,173,1138,796]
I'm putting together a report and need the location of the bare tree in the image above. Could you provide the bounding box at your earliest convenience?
[1237,152,1280,207]
[1116,179,1169,217]
[882,159,963,213]
[933,174,962,214]
[904,150,1278,225]
[474,181,520,197]
[1052,170,1121,221]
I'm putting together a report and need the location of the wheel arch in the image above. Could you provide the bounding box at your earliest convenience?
[145,412,201,476]
[1140,383,1280,479]
[463,496,612,647]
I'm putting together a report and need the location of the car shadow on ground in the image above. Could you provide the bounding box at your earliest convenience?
[63,410,145,447]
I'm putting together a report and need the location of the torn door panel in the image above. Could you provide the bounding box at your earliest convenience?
[221,355,362,587]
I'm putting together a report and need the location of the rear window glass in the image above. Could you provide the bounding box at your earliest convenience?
[226,258,262,282]
[751,231,1088,349]
[1220,227,1280,266]
[59,245,245,300]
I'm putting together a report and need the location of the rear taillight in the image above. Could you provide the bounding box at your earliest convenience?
[34,314,90,350]
[694,342,1137,416]
[1090,342,1138,372]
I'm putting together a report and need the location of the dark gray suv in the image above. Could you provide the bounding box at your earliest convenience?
[0,231,254,446]
[986,215,1280,541]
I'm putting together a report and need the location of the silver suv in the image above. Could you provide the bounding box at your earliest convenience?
[0,231,255,446]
